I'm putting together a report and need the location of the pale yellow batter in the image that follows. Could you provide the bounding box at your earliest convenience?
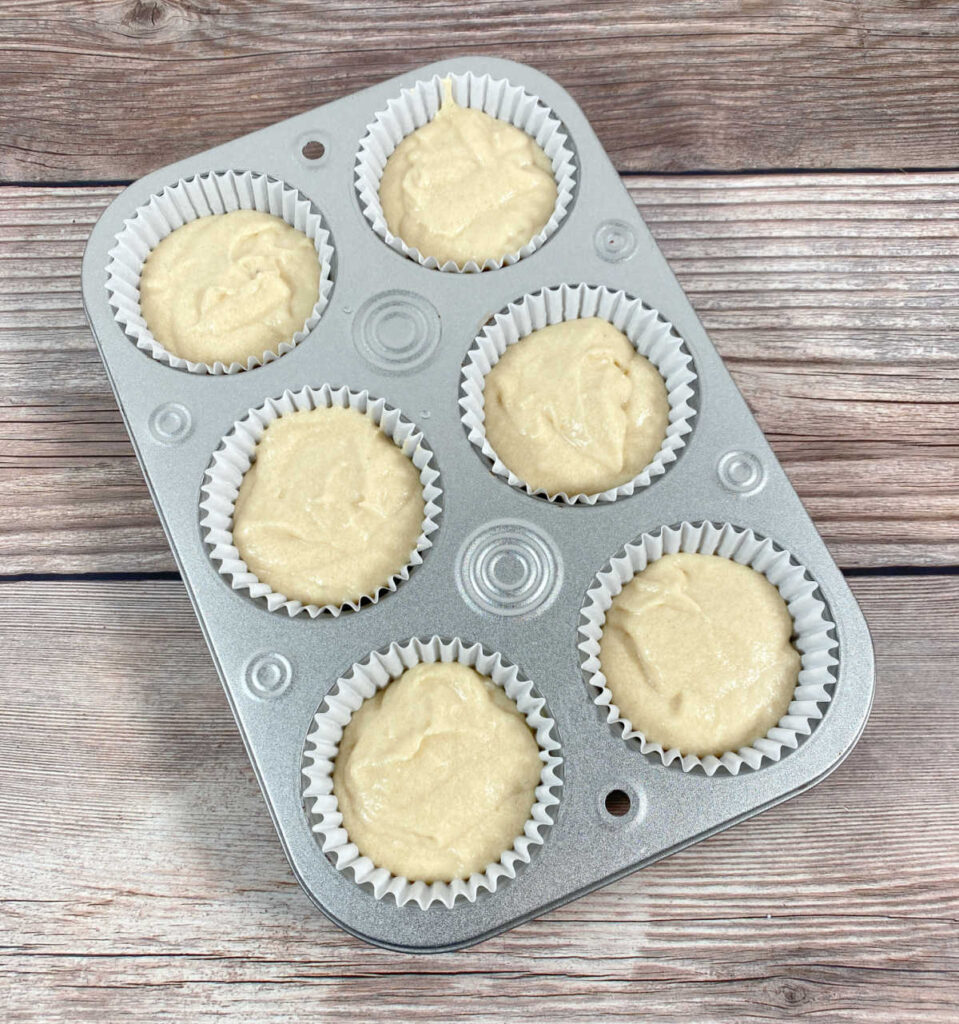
[379,81,558,266]
[600,553,800,756]
[333,662,543,882]
[233,406,424,608]
[483,317,670,496]
[140,210,320,365]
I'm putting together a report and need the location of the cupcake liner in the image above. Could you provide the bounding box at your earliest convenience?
[302,636,563,909]
[355,71,577,272]
[105,170,335,374]
[460,284,697,504]
[578,522,838,775]
[199,384,441,617]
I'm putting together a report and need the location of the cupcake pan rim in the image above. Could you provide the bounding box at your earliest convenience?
[80,56,875,952]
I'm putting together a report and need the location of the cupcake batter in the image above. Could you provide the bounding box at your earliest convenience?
[333,662,543,882]
[600,553,800,757]
[483,317,670,496]
[140,210,320,365]
[379,80,558,266]
[232,406,424,608]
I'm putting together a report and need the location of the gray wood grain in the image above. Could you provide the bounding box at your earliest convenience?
[2,176,957,573]
[1,575,957,1022]
[3,8,957,1020]
[3,1,959,181]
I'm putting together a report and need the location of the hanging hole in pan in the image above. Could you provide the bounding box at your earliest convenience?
[604,789,631,818]
[302,140,326,160]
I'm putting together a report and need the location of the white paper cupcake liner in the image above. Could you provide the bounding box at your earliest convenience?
[302,636,563,909]
[460,284,697,504]
[105,170,335,374]
[578,522,838,775]
[355,71,577,272]
[199,384,441,617]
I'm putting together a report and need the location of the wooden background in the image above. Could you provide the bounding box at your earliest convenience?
[2,2,958,1021]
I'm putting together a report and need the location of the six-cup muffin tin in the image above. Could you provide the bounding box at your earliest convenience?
[82,57,875,952]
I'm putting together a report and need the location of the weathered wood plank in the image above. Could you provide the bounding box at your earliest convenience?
[2,177,957,572]
[3,1,959,181]
[1,575,957,1022]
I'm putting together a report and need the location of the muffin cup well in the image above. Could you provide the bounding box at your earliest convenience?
[302,636,563,909]
[460,284,697,504]
[578,521,838,775]
[105,170,335,374]
[199,384,441,617]
[355,71,576,272]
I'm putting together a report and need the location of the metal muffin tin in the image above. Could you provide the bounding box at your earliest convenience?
[82,56,875,952]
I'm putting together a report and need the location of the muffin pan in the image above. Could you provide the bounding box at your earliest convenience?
[82,57,875,952]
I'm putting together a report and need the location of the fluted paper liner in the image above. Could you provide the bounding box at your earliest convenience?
[355,71,577,272]
[199,385,441,617]
[302,636,563,909]
[105,170,335,373]
[460,284,697,504]
[578,522,838,775]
